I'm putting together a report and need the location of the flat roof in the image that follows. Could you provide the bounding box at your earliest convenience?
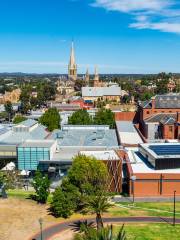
[140,143,180,159]
[79,150,120,160]
[19,140,56,148]
[47,147,120,163]
[116,121,143,145]
[49,128,118,147]
[126,147,180,174]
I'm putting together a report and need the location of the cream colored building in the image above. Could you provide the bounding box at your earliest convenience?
[0,89,21,104]
[82,86,122,103]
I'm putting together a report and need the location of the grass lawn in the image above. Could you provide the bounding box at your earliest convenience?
[109,202,180,218]
[114,223,180,240]
[7,189,35,199]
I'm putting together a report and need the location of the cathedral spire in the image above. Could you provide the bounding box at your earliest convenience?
[93,65,100,87]
[68,41,77,81]
[69,41,75,66]
[94,65,99,81]
[85,68,90,84]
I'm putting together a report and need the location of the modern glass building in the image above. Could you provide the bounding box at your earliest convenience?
[17,140,57,171]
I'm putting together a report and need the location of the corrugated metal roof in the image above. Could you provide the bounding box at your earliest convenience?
[15,119,37,128]
[82,86,121,97]
[49,128,118,147]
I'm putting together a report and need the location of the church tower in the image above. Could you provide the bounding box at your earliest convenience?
[93,66,100,87]
[68,41,77,81]
[85,68,90,85]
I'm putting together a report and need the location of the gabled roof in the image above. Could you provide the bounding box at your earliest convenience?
[145,113,176,125]
[82,86,121,97]
[15,119,37,128]
[155,94,180,109]
[139,94,180,109]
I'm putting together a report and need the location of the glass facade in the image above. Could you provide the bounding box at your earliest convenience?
[18,147,50,170]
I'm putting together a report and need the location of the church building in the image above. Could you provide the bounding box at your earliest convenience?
[68,41,77,81]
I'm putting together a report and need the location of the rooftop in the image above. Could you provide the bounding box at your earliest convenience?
[140,94,180,109]
[0,124,49,145]
[140,143,180,159]
[126,147,180,174]
[82,86,121,97]
[19,140,56,148]
[116,121,143,145]
[15,119,38,128]
[145,113,176,124]
[48,125,118,148]
[79,150,120,160]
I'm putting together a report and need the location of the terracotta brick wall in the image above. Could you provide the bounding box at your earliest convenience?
[115,112,137,121]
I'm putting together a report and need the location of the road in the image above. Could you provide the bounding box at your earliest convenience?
[30,216,180,240]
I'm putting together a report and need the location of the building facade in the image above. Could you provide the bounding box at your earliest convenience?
[138,94,180,140]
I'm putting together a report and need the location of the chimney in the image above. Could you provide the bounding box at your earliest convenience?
[151,96,156,109]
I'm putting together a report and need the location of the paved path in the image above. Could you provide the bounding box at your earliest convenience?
[113,196,180,203]
[30,216,180,240]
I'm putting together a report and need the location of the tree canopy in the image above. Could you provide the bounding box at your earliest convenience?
[4,101,13,121]
[94,108,115,129]
[68,109,93,125]
[32,170,50,203]
[39,108,61,131]
[68,109,115,128]
[51,155,110,227]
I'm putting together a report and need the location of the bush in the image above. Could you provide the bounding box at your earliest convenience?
[13,115,26,124]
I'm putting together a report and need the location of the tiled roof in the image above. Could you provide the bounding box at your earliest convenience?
[145,113,176,125]
[140,94,180,109]
[155,94,180,109]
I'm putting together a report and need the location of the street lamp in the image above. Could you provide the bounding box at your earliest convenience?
[173,190,176,226]
[131,175,136,204]
[39,218,43,240]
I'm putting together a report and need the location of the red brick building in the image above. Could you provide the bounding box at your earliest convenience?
[123,144,180,197]
[137,94,180,140]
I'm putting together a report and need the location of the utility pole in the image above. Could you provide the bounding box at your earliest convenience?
[39,218,43,240]
[173,190,176,226]
[131,176,136,204]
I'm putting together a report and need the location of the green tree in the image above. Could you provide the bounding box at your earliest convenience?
[140,92,154,101]
[32,171,50,203]
[94,108,115,129]
[85,194,111,230]
[51,184,80,218]
[0,170,21,190]
[13,115,26,124]
[68,110,93,125]
[4,101,13,121]
[20,86,31,113]
[39,108,61,131]
[51,155,110,229]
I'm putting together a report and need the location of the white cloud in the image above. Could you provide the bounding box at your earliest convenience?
[130,21,180,33]
[91,0,180,34]
[91,0,172,13]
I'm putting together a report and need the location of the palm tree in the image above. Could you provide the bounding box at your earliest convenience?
[85,194,112,230]
[73,224,127,240]
[97,225,127,240]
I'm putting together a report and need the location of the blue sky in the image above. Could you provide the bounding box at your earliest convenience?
[0,0,180,74]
